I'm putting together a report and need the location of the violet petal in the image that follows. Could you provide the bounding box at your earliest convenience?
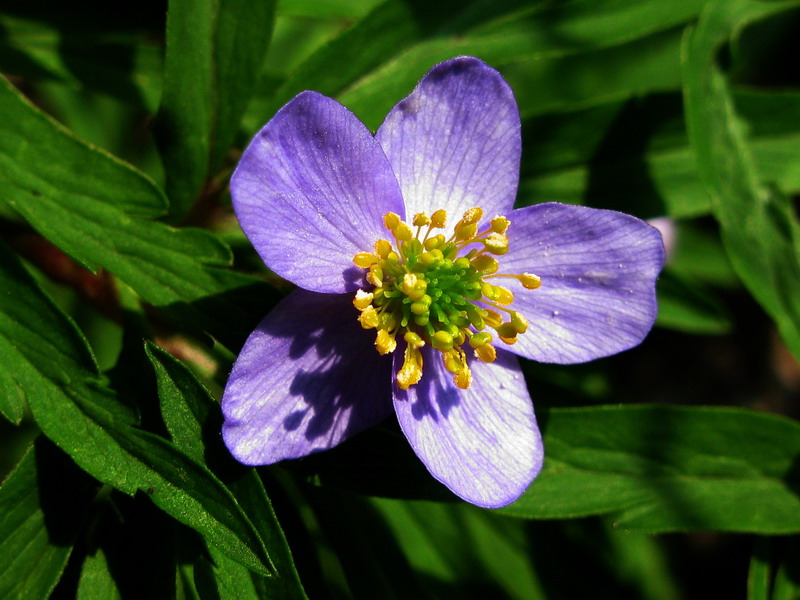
[222,290,393,464]
[501,202,665,364]
[393,347,542,508]
[231,91,405,293]
[376,57,521,231]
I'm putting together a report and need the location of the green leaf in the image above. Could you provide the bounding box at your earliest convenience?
[504,405,800,533]
[0,441,97,600]
[655,270,731,334]
[519,90,800,219]
[683,0,800,362]
[32,382,278,578]
[252,0,704,131]
[76,547,123,600]
[747,537,772,600]
[770,537,800,600]
[371,497,546,600]
[0,239,100,421]
[0,76,166,222]
[0,238,275,577]
[146,343,307,598]
[0,75,277,349]
[155,0,276,219]
[0,13,163,112]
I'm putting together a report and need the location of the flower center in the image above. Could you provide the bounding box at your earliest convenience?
[352,207,540,390]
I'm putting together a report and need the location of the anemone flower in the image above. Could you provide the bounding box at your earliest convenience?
[221,56,665,508]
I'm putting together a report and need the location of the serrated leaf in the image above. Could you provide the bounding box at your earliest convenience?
[503,405,800,533]
[0,238,275,577]
[155,0,276,218]
[31,381,277,578]
[0,441,97,600]
[683,0,800,361]
[0,74,166,221]
[146,343,307,598]
[0,75,277,349]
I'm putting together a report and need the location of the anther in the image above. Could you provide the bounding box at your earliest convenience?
[413,213,431,227]
[520,273,541,289]
[375,329,397,354]
[490,216,510,233]
[353,289,373,311]
[353,253,378,268]
[484,232,509,255]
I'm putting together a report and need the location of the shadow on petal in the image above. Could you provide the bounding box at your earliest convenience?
[222,290,393,464]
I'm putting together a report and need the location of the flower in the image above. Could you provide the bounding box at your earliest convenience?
[221,56,665,508]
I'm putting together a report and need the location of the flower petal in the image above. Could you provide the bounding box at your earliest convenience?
[393,347,542,508]
[501,202,665,364]
[222,290,393,464]
[231,91,405,293]
[376,57,521,230]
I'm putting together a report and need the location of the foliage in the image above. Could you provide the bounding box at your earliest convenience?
[1,0,799,597]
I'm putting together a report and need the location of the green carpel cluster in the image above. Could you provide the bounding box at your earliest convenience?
[352,207,541,390]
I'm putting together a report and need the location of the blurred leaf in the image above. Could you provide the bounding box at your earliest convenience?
[748,537,772,600]
[0,75,277,349]
[0,441,96,600]
[504,405,800,533]
[302,487,434,599]
[371,497,546,600]
[154,0,276,219]
[0,13,162,112]
[667,219,738,287]
[683,0,800,362]
[277,0,383,19]
[655,269,731,334]
[76,547,123,600]
[147,343,307,598]
[519,90,800,219]
[771,537,800,600]
[250,0,705,131]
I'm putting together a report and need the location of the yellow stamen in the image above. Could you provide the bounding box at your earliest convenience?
[358,305,380,329]
[413,212,431,227]
[461,207,483,225]
[374,239,393,259]
[484,232,509,255]
[351,207,541,391]
[353,289,373,311]
[430,209,447,228]
[490,216,510,233]
[520,273,541,289]
[354,252,378,268]
[375,329,397,354]
[474,343,496,363]
[454,366,472,389]
[397,346,423,390]
[383,212,401,230]
[471,255,498,274]
[510,311,529,334]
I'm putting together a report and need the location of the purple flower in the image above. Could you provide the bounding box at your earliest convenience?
[221,57,665,508]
